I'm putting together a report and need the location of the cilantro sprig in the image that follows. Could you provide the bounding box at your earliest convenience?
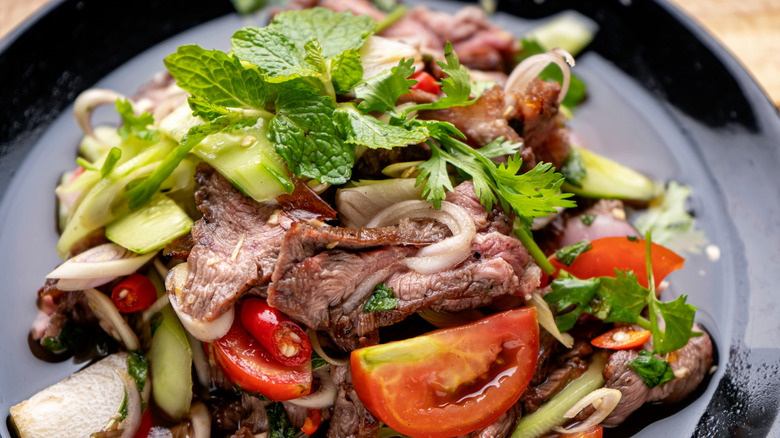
[544,233,696,356]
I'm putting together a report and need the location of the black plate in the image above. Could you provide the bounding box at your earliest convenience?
[1,0,779,436]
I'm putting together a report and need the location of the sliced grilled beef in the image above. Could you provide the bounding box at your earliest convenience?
[211,392,270,437]
[327,365,380,438]
[601,349,651,426]
[521,357,589,414]
[461,404,519,438]
[180,164,285,321]
[269,181,540,350]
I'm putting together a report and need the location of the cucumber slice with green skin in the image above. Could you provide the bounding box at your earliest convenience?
[149,305,193,420]
[105,194,194,254]
[562,146,659,201]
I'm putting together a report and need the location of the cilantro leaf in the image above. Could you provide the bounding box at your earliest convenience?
[598,270,648,324]
[651,295,696,355]
[363,283,399,312]
[416,144,454,209]
[477,137,523,159]
[555,240,592,266]
[267,403,296,438]
[544,277,601,332]
[356,57,416,114]
[268,80,353,184]
[628,350,675,388]
[407,42,474,111]
[561,146,587,188]
[116,99,159,143]
[331,49,364,94]
[164,45,270,109]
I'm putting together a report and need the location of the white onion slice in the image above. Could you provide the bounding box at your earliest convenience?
[288,367,338,409]
[336,179,423,228]
[553,388,622,434]
[189,402,211,438]
[188,333,211,388]
[366,200,476,275]
[505,48,574,106]
[83,288,140,350]
[73,89,125,138]
[48,243,156,291]
[165,263,234,342]
[307,329,349,366]
[530,292,574,348]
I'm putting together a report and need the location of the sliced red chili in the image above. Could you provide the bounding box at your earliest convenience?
[111,273,157,313]
[410,71,441,95]
[591,326,651,350]
[240,298,312,367]
[301,408,322,435]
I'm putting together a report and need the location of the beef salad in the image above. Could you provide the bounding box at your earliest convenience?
[11,1,714,437]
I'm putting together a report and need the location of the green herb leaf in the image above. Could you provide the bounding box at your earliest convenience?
[116,99,159,143]
[561,146,587,188]
[270,8,375,58]
[127,350,149,397]
[580,214,595,226]
[628,350,675,388]
[335,104,430,149]
[232,27,316,81]
[267,402,297,438]
[477,137,523,159]
[598,270,648,324]
[416,144,455,209]
[188,95,231,120]
[100,147,122,178]
[555,239,592,266]
[356,57,416,114]
[165,45,270,109]
[633,181,707,255]
[364,283,399,312]
[544,277,601,332]
[331,49,364,94]
[230,0,266,15]
[268,80,353,184]
[310,351,328,370]
[651,295,697,355]
[408,42,474,111]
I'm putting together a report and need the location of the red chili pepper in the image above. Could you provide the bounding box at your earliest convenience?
[301,408,322,435]
[133,408,154,438]
[591,326,651,350]
[410,71,441,95]
[240,298,312,367]
[111,273,158,313]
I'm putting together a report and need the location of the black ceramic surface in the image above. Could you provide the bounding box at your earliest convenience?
[1,0,778,437]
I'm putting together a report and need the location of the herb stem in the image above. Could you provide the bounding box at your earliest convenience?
[375,6,408,33]
[514,222,555,275]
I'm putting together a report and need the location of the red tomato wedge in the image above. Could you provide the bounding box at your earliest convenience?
[351,307,539,438]
[549,237,684,288]
[410,71,441,95]
[211,314,311,401]
[591,326,651,350]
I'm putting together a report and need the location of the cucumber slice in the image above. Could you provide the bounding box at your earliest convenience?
[149,305,193,420]
[562,146,658,201]
[105,193,193,254]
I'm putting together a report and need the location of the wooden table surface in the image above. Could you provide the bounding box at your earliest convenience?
[1,0,779,109]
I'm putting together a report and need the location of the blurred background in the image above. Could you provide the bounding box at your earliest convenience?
[1,0,778,109]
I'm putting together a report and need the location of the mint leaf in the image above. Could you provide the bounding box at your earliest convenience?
[270,7,375,58]
[232,28,317,81]
[356,57,416,113]
[165,45,270,109]
[555,239,592,266]
[629,350,675,388]
[335,104,429,149]
[544,277,601,331]
[187,95,231,120]
[363,283,399,312]
[599,270,648,324]
[230,0,266,15]
[331,49,364,94]
[116,99,158,143]
[408,42,474,111]
[651,295,696,355]
[268,80,353,184]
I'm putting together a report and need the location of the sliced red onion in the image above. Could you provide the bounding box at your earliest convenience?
[73,89,125,138]
[366,200,476,275]
[553,388,622,434]
[47,243,156,291]
[165,263,234,342]
[505,48,574,105]
[336,179,423,228]
[83,288,140,350]
[307,329,349,366]
[288,367,338,409]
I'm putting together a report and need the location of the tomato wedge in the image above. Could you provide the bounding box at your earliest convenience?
[591,326,651,350]
[549,237,684,288]
[351,307,538,438]
[211,314,311,401]
[410,71,441,95]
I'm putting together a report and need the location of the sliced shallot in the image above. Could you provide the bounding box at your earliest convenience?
[47,243,156,291]
[73,89,125,138]
[505,48,574,107]
[165,262,234,342]
[307,329,349,366]
[366,200,476,275]
[530,292,574,348]
[553,388,622,434]
[288,367,338,409]
[83,288,140,350]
